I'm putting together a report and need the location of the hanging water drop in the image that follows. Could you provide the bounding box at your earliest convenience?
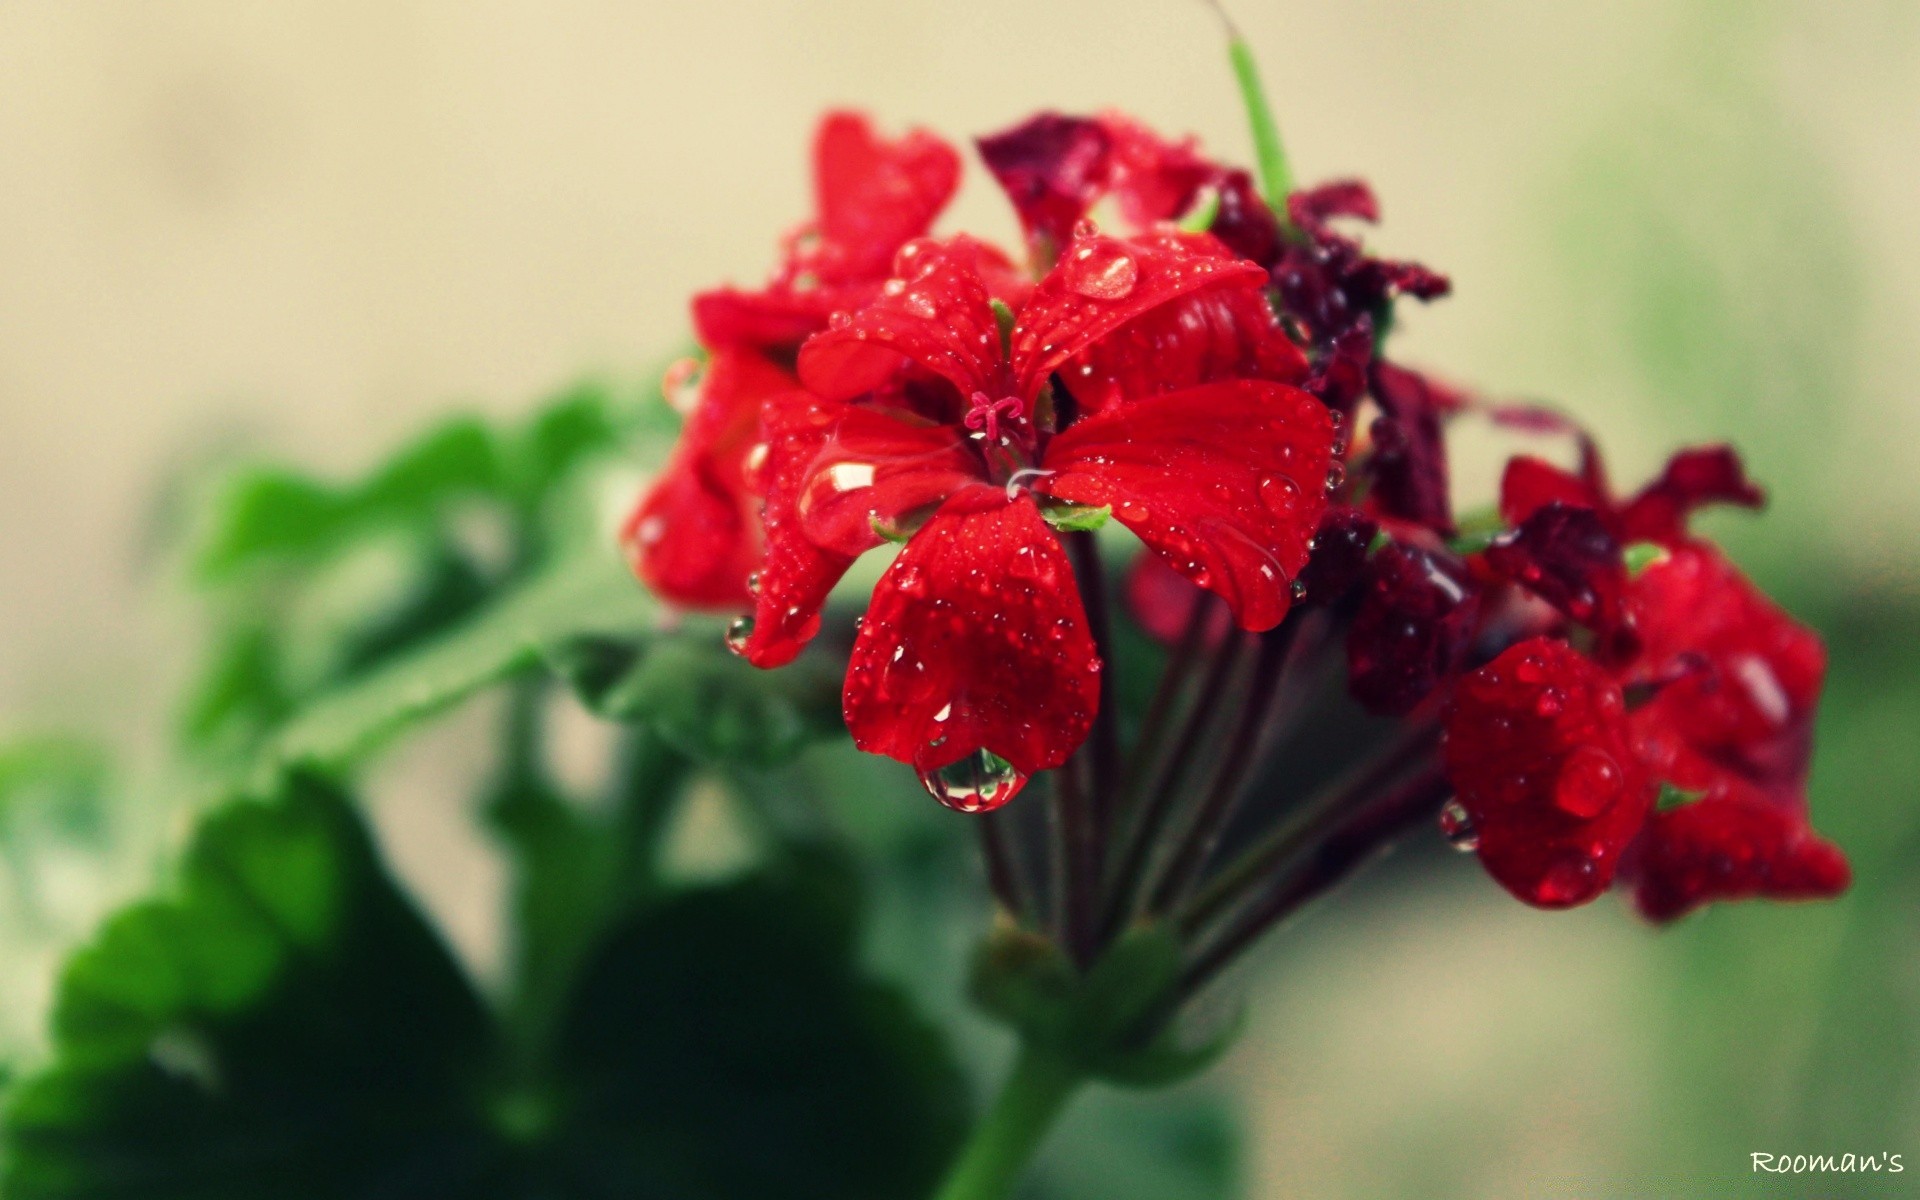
[1438,799,1479,851]
[917,749,1029,813]
[724,615,756,656]
[745,570,762,597]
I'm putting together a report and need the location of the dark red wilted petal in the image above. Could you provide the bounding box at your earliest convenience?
[740,392,858,668]
[1289,179,1379,228]
[1208,170,1283,269]
[1306,319,1373,415]
[1295,506,1379,606]
[1367,360,1456,536]
[1482,502,1631,652]
[798,238,1006,403]
[1445,637,1653,908]
[810,111,962,284]
[1347,543,1480,715]
[1010,230,1272,405]
[793,406,981,557]
[1040,380,1336,632]
[1631,796,1849,922]
[1274,180,1450,346]
[976,113,1113,256]
[1617,445,1766,544]
[843,490,1100,777]
[1059,279,1308,417]
[623,351,795,608]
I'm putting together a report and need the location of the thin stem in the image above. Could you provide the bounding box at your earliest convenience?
[1179,722,1441,936]
[1052,764,1099,968]
[1176,770,1451,1003]
[1204,1,1294,206]
[931,1043,1084,1200]
[1066,532,1122,849]
[1098,623,1244,941]
[1145,618,1299,916]
[978,810,1029,924]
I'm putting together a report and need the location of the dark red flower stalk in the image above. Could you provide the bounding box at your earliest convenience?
[734,229,1334,805]
[625,112,962,608]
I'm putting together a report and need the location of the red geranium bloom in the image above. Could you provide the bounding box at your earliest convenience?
[736,231,1335,806]
[625,112,962,608]
[1500,442,1765,545]
[1621,543,1848,920]
[1444,637,1653,907]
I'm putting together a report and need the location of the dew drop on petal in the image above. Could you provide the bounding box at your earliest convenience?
[1439,798,1479,851]
[724,615,756,656]
[745,570,762,597]
[917,749,1029,813]
[1064,243,1139,300]
[1551,744,1624,819]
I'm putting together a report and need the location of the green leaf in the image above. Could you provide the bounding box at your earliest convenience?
[194,470,348,579]
[574,632,844,769]
[261,544,653,774]
[1040,502,1113,534]
[0,772,503,1198]
[550,858,970,1199]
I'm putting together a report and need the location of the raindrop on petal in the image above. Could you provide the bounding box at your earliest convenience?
[917,749,1029,813]
[1439,799,1479,851]
[724,615,756,656]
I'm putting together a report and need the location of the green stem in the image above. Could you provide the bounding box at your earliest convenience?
[932,1044,1084,1200]
[1227,35,1293,205]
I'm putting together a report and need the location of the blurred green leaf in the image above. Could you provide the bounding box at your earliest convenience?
[0,772,503,1198]
[549,857,970,1199]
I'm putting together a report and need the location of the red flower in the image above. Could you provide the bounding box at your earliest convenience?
[1621,543,1848,920]
[737,231,1335,803]
[1500,443,1765,545]
[1443,637,1653,907]
[1347,543,1481,716]
[626,112,963,608]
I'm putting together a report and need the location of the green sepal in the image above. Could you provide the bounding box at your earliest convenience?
[1656,782,1707,812]
[970,923,1241,1088]
[1041,500,1113,534]
[1624,540,1670,577]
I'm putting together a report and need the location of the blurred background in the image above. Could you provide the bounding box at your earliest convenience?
[1,1,1915,1196]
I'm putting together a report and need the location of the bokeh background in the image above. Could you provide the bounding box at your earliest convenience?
[2,1,1916,1196]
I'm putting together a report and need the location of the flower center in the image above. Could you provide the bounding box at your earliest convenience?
[964,392,1024,445]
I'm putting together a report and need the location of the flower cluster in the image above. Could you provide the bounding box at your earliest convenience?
[624,105,1847,936]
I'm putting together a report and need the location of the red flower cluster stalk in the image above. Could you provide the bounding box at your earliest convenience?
[624,103,1847,1003]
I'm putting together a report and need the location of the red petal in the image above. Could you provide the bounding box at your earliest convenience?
[810,111,962,285]
[1444,637,1654,908]
[843,491,1099,777]
[1059,281,1308,417]
[1040,380,1335,631]
[1097,111,1214,228]
[793,405,982,557]
[1366,360,1456,536]
[1499,454,1602,526]
[976,112,1114,255]
[1123,550,1231,647]
[691,283,848,353]
[1631,796,1849,922]
[797,237,1006,403]
[1627,543,1825,778]
[739,392,859,668]
[1346,543,1481,715]
[1617,445,1766,543]
[623,351,794,608]
[1009,230,1271,404]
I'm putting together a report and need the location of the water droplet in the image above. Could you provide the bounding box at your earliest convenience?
[662,357,705,416]
[745,570,762,597]
[1439,799,1479,851]
[1289,578,1309,602]
[903,292,937,319]
[724,615,756,656]
[917,749,1028,813]
[1552,745,1624,819]
[1325,463,1347,492]
[827,310,851,330]
[1065,243,1139,300]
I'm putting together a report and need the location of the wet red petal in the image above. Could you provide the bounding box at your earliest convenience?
[1059,281,1308,417]
[1010,230,1271,405]
[1123,550,1232,647]
[1499,454,1603,526]
[1098,111,1214,229]
[623,351,795,608]
[1444,637,1654,908]
[843,491,1100,778]
[1631,796,1850,922]
[810,111,962,285]
[1040,380,1335,632]
[793,405,982,557]
[1366,360,1456,536]
[740,392,859,668]
[1482,502,1632,656]
[797,237,1006,403]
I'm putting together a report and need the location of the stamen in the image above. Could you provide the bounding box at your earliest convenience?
[964,391,1024,444]
[1004,467,1056,500]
